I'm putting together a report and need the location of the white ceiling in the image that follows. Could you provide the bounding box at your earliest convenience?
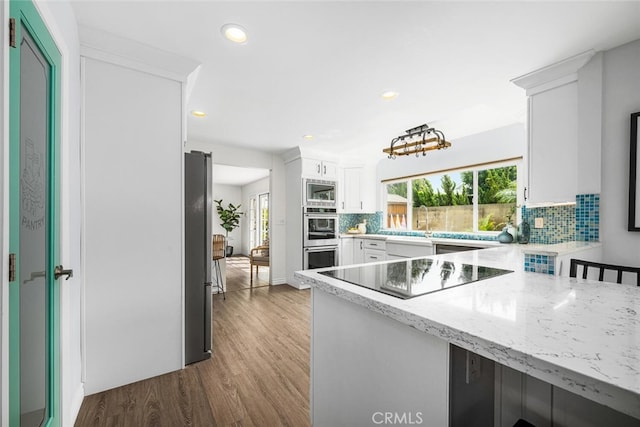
[213,164,269,186]
[71,1,640,161]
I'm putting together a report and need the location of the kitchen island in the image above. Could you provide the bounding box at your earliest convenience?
[295,245,640,427]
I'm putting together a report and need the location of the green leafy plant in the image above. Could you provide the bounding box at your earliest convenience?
[505,204,518,225]
[478,214,497,231]
[214,199,243,238]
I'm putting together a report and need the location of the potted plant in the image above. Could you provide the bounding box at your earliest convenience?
[214,199,243,256]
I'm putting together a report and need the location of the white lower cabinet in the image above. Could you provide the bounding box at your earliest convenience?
[363,239,386,263]
[339,237,354,266]
[341,237,435,265]
[353,238,365,264]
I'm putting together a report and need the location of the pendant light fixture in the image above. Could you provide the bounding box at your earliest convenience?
[383,124,451,159]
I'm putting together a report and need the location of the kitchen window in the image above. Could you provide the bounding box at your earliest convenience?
[384,162,519,233]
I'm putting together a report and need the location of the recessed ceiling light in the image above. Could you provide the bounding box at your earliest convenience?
[381,91,399,100]
[191,110,207,118]
[221,24,248,44]
[303,135,314,140]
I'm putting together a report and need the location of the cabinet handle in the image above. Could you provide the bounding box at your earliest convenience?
[370,256,378,260]
[524,187,528,201]
[360,241,363,249]
[342,201,344,209]
[360,201,363,209]
[324,165,326,175]
[317,164,321,174]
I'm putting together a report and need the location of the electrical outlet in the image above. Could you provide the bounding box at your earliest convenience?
[534,217,544,228]
[465,351,481,384]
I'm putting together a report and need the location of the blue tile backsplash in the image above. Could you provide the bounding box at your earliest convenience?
[339,212,383,233]
[524,254,555,275]
[575,194,599,241]
[519,193,600,245]
[341,194,600,275]
[520,193,599,274]
[521,204,576,244]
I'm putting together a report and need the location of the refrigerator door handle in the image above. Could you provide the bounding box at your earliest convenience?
[204,282,212,351]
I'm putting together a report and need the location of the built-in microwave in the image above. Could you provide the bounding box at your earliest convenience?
[304,178,337,208]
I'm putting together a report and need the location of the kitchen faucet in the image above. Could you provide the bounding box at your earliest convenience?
[418,205,431,237]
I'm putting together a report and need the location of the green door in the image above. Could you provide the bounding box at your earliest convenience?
[9,0,63,425]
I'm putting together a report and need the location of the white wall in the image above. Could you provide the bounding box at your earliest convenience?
[241,177,270,255]
[212,182,243,253]
[376,124,525,184]
[600,39,640,265]
[186,140,287,284]
[82,57,183,394]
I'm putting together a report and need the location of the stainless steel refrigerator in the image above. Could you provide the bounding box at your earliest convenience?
[184,151,212,364]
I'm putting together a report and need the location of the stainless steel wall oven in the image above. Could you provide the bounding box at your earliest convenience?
[303,207,339,270]
[303,207,339,247]
[304,246,340,270]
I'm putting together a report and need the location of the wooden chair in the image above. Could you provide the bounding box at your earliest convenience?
[212,234,226,299]
[569,258,640,286]
[249,244,269,287]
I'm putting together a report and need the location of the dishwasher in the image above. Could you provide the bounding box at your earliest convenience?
[435,244,482,254]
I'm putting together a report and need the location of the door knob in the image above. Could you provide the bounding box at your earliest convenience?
[54,265,73,280]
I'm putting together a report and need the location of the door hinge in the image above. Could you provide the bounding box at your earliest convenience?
[9,253,16,282]
[9,18,16,48]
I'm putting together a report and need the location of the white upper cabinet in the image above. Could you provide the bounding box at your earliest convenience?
[302,158,339,180]
[342,167,363,212]
[527,82,578,204]
[512,50,597,205]
[339,165,376,213]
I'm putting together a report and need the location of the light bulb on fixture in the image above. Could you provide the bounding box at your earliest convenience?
[381,91,399,100]
[221,24,248,44]
[383,124,451,159]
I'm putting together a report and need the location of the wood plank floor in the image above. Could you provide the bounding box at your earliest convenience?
[223,256,269,293]
[75,285,310,427]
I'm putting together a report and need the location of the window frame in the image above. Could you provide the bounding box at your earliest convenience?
[382,159,521,234]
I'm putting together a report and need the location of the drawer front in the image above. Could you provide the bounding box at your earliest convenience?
[364,249,385,263]
[363,239,386,251]
[386,242,434,258]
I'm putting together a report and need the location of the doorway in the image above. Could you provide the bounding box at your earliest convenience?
[256,192,269,247]
[9,0,64,425]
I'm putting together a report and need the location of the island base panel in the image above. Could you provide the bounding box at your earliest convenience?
[311,288,449,427]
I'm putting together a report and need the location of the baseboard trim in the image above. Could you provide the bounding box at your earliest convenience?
[271,278,287,285]
[69,382,85,426]
[286,282,311,290]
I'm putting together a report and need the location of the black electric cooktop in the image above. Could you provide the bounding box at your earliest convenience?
[319,258,512,299]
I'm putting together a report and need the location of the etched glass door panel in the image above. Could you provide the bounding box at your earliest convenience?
[19,28,50,427]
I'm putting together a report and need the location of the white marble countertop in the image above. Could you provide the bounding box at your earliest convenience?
[295,245,640,419]
[518,240,603,256]
[340,233,500,248]
[340,234,602,255]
